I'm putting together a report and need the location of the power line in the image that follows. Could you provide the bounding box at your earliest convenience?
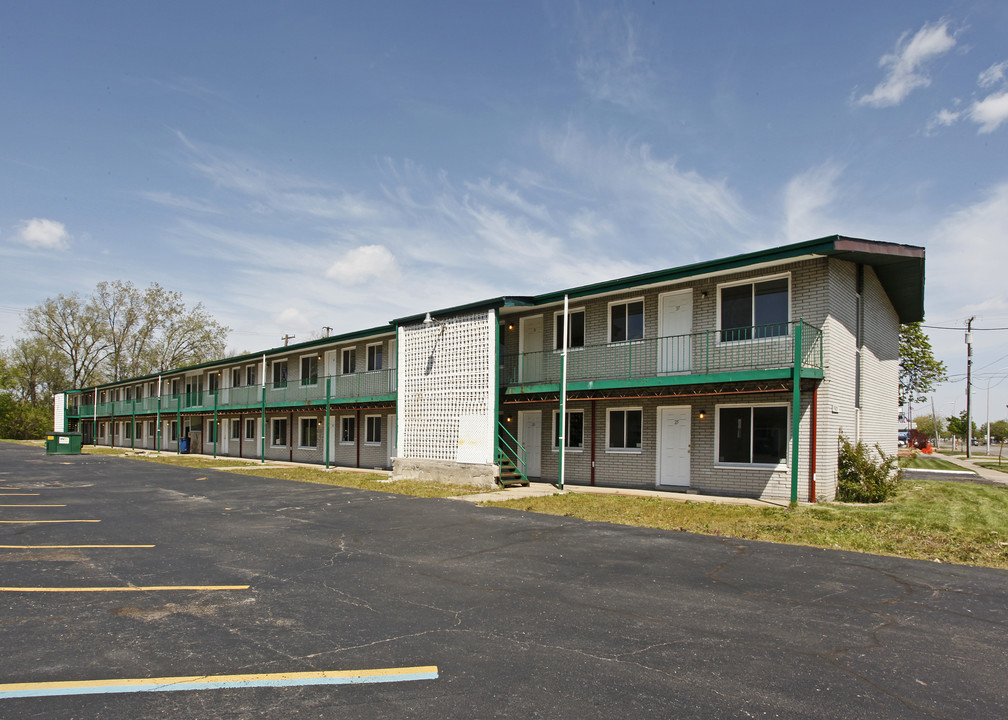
[922,324,1008,331]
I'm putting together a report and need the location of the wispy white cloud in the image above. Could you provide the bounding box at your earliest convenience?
[9,218,70,250]
[782,162,845,244]
[978,60,1008,89]
[857,20,957,108]
[969,90,1008,133]
[574,9,654,112]
[326,245,399,285]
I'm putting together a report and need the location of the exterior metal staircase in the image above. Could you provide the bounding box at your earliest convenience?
[496,422,529,487]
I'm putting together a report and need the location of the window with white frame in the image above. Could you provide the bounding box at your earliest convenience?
[169,421,177,442]
[300,356,319,386]
[552,409,584,450]
[341,416,356,443]
[365,415,382,444]
[366,343,383,371]
[607,408,642,451]
[148,421,155,437]
[232,368,241,387]
[609,300,644,343]
[246,365,257,386]
[271,418,287,447]
[300,417,318,448]
[114,422,120,436]
[716,404,788,465]
[554,309,585,350]
[230,419,240,439]
[272,360,288,389]
[341,348,356,374]
[245,418,256,440]
[208,372,219,393]
[170,379,179,397]
[99,422,106,439]
[125,422,132,440]
[718,275,790,342]
[135,422,142,440]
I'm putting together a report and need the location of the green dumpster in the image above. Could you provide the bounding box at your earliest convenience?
[45,432,83,455]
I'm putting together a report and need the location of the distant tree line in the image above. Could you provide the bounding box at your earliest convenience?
[1,281,229,439]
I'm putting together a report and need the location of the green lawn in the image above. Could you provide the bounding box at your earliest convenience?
[899,455,968,471]
[482,480,1008,569]
[975,462,1008,475]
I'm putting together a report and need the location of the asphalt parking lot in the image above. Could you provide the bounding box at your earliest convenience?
[1,442,1006,719]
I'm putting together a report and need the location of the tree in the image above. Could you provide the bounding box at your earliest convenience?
[947,410,978,441]
[21,282,230,388]
[9,336,66,405]
[981,419,1008,443]
[899,323,948,406]
[915,414,944,438]
[22,293,108,388]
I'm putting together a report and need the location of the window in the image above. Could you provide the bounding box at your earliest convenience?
[125,387,132,401]
[554,309,585,350]
[245,418,256,440]
[366,343,383,371]
[232,368,241,387]
[341,347,356,374]
[99,422,106,439]
[135,422,142,440]
[114,422,120,436]
[246,365,257,386]
[300,356,319,386]
[135,385,143,399]
[716,405,788,465]
[170,379,179,397]
[719,276,789,341]
[207,421,216,443]
[148,421,155,437]
[272,360,288,389]
[300,417,318,448]
[607,409,642,450]
[365,415,382,444]
[148,382,156,397]
[231,419,240,440]
[552,410,584,450]
[208,373,219,393]
[609,300,644,342]
[271,418,287,447]
[341,416,356,443]
[170,421,177,442]
[99,391,107,404]
[125,422,132,440]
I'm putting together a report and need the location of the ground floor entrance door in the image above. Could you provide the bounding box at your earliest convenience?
[517,410,542,478]
[657,406,691,487]
[387,414,397,468]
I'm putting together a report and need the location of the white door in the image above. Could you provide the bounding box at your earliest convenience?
[517,410,542,477]
[387,413,397,467]
[519,316,544,382]
[657,406,691,487]
[659,290,693,373]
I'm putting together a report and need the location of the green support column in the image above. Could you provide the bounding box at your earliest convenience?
[790,320,803,506]
[260,385,266,464]
[213,391,218,459]
[176,396,181,455]
[156,393,161,453]
[131,399,136,451]
[324,377,331,470]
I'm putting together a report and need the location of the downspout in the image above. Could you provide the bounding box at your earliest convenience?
[810,386,818,503]
[356,407,361,468]
[790,319,803,506]
[288,410,293,462]
[261,353,267,464]
[156,375,162,453]
[93,388,97,446]
[239,414,243,459]
[131,398,136,451]
[590,398,596,486]
[324,377,331,470]
[176,395,181,454]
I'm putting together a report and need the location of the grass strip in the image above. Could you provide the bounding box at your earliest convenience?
[483,480,1008,569]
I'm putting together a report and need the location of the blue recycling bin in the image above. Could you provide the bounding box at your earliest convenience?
[179,437,190,454]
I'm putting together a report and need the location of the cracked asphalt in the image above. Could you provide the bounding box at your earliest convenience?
[1,442,1006,719]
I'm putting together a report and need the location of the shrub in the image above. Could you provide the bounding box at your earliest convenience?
[836,432,900,503]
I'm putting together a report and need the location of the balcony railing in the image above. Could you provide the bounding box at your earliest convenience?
[502,321,822,387]
[69,368,397,417]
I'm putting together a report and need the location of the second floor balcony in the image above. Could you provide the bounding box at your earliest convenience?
[501,321,823,393]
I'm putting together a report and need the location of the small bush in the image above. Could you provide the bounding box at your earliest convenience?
[837,433,900,503]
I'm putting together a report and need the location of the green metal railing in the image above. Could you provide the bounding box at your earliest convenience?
[68,368,397,418]
[503,321,823,386]
[497,422,528,484]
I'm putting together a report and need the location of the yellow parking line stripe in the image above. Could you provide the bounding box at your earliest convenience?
[0,520,100,524]
[0,665,439,698]
[0,585,249,592]
[0,504,66,507]
[0,545,155,549]
[0,493,40,496]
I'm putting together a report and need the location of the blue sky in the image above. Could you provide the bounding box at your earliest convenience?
[2,1,1007,428]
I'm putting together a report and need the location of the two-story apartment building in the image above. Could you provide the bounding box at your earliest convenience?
[59,235,924,503]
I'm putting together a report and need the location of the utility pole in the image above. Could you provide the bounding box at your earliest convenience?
[282,334,295,347]
[966,317,974,459]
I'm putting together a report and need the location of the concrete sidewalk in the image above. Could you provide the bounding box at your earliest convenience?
[931,453,1008,485]
[451,481,784,507]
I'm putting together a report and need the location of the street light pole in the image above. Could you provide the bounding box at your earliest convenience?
[966,317,974,459]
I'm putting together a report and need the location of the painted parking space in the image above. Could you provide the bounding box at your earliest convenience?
[0,665,439,699]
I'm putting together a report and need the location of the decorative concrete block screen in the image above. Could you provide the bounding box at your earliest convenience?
[397,310,496,464]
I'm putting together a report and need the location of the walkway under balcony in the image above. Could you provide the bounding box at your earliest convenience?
[501,321,823,395]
